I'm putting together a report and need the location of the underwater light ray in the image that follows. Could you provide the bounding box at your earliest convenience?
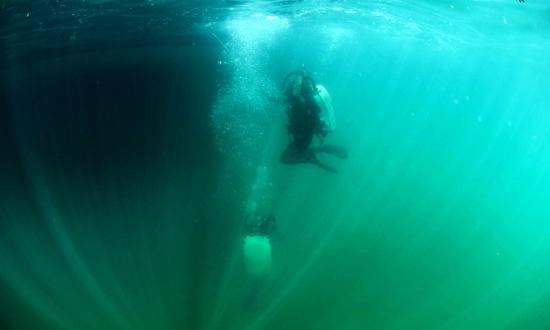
[204,238,244,330]
[244,196,352,330]
[0,233,71,329]
[337,55,497,308]
[342,64,425,227]
[10,124,135,329]
[70,176,148,330]
[0,196,106,329]
[435,138,550,330]
[437,248,549,329]
[379,66,517,270]
[31,187,133,329]
[373,149,475,270]
[342,45,443,220]
[134,196,171,329]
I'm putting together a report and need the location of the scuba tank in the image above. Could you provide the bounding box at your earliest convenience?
[314,84,336,133]
[243,235,272,276]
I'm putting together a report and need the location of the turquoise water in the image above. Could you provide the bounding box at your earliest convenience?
[1,0,550,329]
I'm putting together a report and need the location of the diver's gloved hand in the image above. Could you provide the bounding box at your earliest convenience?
[317,127,329,144]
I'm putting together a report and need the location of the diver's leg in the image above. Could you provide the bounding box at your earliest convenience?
[280,144,303,164]
[280,133,312,164]
[280,144,336,173]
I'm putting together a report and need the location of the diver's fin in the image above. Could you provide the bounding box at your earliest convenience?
[319,145,348,159]
[308,155,338,174]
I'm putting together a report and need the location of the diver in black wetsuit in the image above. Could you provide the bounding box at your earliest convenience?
[280,68,347,173]
[245,213,276,237]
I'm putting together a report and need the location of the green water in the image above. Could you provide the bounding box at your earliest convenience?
[1,0,550,329]
[209,2,550,329]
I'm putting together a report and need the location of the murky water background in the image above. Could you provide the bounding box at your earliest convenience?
[1,1,550,329]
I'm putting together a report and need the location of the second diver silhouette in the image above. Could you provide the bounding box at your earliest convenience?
[280,68,347,173]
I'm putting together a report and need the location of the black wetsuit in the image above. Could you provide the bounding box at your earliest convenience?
[281,71,323,159]
[287,95,322,154]
[246,214,276,237]
[280,70,346,173]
